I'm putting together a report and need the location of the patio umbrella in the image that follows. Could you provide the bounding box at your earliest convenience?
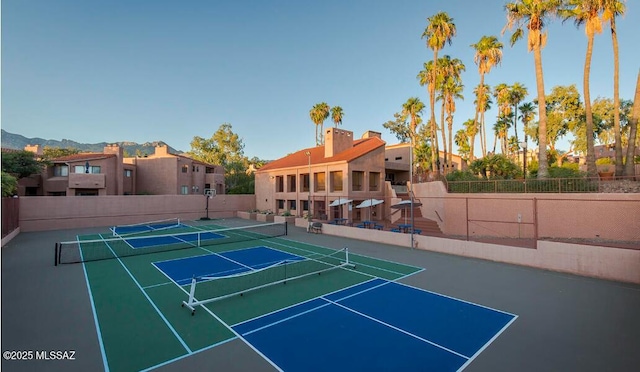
[328,198,353,219]
[356,199,384,220]
[391,200,423,224]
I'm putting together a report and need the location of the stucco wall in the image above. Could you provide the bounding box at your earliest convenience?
[414,182,640,241]
[19,194,255,232]
[295,218,640,284]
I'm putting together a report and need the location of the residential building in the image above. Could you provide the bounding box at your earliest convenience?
[255,128,386,222]
[384,142,468,186]
[17,144,224,196]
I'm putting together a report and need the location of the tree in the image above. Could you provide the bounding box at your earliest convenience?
[382,112,411,143]
[624,70,639,177]
[504,0,563,178]
[1,171,18,196]
[1,150,44,179]
[402,97,426,174]
[422,12,456,175]
[41,146,81,160]
[509,82,528,142]
[473,83,493,157]
[454,129,471,161]
[188,123,253,194]
[561,0,604,177]
[471,35,503,160]
[463,118,478,162]
[330,106,344,128]
[519,101,537,165]
[538,85,583,164]
[437,56,465,172]
[310,102,330,146]
[418,60,440,171]
[603,0,626,175]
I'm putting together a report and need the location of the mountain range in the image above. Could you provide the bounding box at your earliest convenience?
[1,129,182,156]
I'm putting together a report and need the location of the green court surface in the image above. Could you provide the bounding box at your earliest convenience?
[78,223,422,371]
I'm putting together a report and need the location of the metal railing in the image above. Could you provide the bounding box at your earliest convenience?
[445,176,639,194]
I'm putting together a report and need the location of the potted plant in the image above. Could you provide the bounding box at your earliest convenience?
[274,210,296,224]
[596,158,614,180]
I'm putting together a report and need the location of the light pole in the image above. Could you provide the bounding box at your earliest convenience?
[305,151,312,226]
[520,140,527,180]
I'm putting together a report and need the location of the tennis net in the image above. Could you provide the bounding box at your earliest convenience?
[182,247,355,315]
[55,222,288,265]
[111,218,181,236]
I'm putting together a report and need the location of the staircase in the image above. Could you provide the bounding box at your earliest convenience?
[394,194,444,236]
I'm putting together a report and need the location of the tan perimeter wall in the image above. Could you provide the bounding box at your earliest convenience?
[19,195,255,232]
[295,218,640,284]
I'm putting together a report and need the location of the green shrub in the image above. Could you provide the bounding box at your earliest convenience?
[547,166,585,178]
[595,157,614,165]
[445,170,478,182]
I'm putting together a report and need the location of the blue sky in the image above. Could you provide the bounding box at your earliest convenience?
[3,0,639,160]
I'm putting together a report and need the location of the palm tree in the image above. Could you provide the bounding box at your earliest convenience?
[561,0,604,178]
[474,83,493,158]
[422,12,456,175]
[435,55,465,172]
[463,118,478,163]
[330,106,344,128]
[623,70,639,177]
[402,97,426,178]
[504,0,563,178]
[418,60,441,172]
[309,102,330,146]
[471,35,503,160]
[509,82,528,142]
[454,129,471,161]
[519,101,537,153]
[603,0,626,176]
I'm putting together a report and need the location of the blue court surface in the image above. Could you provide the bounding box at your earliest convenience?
[154,246,304,285]
[113,221,183,235]
[126,231,225,249]
[233,278,517,371]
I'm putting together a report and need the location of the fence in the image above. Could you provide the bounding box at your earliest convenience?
[414,185,640,250]
[2,197,20,238]
[445,176,639,194]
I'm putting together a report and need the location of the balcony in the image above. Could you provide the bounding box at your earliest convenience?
[68,173,106,189]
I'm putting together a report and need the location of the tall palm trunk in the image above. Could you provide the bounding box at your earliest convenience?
[533,44,549,178]
[611,17,623,176]
[584,32,597,177]
[448,115,454,169]
[624,70,639,177]
[513,104,519,143]
[429,51,439,174]
[440,98,448,171]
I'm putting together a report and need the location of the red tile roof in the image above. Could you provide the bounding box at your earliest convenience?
[257,137,385,172]
[52,153,117,162]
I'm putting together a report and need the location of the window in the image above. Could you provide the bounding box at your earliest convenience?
[75,165,101,174]
[352,171,364,191]
[300,174,310,192]
[301,200,309,211]
[275,176,284,192]
[395,156,402,160]
[288,200,296,210]
[369,172,380,191]
[205,167,215,174]
[53,165,69,177]
[124,169,132,177]
[182,165,189,173]
[277,199,285,209]
[181,186,189,195]
[330,171,343,192]
[314,172,325,191]
[287,175,296,192]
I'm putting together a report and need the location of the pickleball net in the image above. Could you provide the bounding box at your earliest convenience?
[55,222,288,265]
[111,217,182,237]
[182,247,355,315]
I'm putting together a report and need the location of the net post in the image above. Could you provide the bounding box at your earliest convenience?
[285,221,288,236]
[345,247,349,266]
[54,243,59,266]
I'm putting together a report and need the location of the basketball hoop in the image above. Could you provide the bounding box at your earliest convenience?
[201,189,216,220]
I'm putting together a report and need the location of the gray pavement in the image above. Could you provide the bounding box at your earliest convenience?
[2,220,639,371]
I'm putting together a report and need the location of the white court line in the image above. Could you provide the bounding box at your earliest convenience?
[457,315,519,371]
[98,236,192,354]
[78,237,111,372]
[327,298,470,360]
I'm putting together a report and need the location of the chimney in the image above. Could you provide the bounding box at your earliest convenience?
[24,144,43,156]
[361,130,382,139]
[324,128,353,158]
[155,145,170,156]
